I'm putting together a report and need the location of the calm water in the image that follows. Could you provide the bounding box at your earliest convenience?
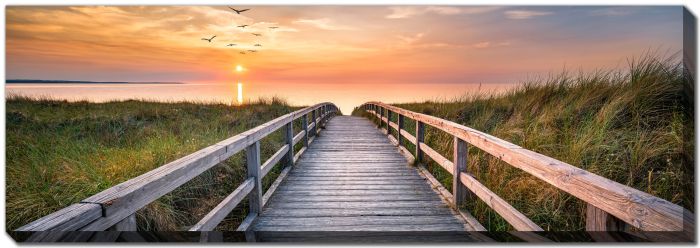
[5,82,517,114]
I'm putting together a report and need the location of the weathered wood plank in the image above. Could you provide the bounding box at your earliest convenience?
[246,142,263,214]
[261,208,455,217]
[255,224,468,232]
[260,144,289,178]
[189,178,254,231]
[236,213,258,232]
[420,142,454,173]
[17,203,102,231]
[453,137,468,207]
[459,172,543,231]
[252,116,469,232]
[586,202,627,231]
[255,216,462,226]
[262,166,292,207]
[112,214,137,231]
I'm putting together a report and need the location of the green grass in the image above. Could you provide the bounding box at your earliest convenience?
[352,54,694,231]
[6,96,305,230]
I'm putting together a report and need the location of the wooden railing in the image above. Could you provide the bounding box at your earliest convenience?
[17,103,339,232]
[360,102,694,238]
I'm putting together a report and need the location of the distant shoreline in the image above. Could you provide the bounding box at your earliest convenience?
[6,79,183,84]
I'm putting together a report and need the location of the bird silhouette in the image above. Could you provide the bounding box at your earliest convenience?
[237,25,249,28]
[227,43,237,46]
[248,50,257,53]
[254,44,262,47]
[201,35,216,42]
[269,26,279,29]
[240,51,246,54]
[228,7,250,14]
[251,33,262,36]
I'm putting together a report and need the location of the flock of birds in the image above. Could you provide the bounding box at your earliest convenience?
[201,7,277,55]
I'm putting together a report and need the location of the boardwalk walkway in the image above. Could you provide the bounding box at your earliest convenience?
[252,116,469,233]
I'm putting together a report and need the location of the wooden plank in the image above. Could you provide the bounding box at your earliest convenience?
[415,121,425,163]
[285,176,423,181]
[273,189,436,196]
[279,184,431,191]
[311,109,317,137]
[254,216,462,226]
[292,130,305,145]
[111,214,137,231]
[284,122,294,167]
[189,178,255,231]
[255,224,467,232]
[246,141,263,214]
[270,195,440,202]
[262,166,292,207]
[260,144,289,178]
[419,142,454,173]
[17,203,102,231]
[398,114,404,146]
[253,116,468,233]
[261,208,455,217]
[275,180,430,186]
[302,115,309,147]
[459,172,543,231]
[265,201,449,209]
[586,203,627,231]
[365,102,693,232]
[236,213,258,232]
[453,136,468,207]
[416,164,486,231]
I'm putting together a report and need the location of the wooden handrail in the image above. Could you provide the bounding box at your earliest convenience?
[17,103,339,232]
[361,102,694,235]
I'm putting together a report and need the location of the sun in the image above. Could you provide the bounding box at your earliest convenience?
[235,65,244,72]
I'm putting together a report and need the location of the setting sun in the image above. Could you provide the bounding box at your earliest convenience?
[235,65,244,73]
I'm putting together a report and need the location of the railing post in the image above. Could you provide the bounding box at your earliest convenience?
[415,121,424,164]
[586,203,626,231]
[285,121,294,167]
[246,141,263,214]
[386,110,392,135]
[302,115,309,147]
[312,109,317,136]
[397,114,404,147]
[453,136,469,207]
[111,213,137,231]
[379,107,384,131]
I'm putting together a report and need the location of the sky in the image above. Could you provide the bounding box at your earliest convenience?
[5,6,684,112]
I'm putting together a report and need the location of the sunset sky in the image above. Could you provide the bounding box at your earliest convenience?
[5,6,684,112]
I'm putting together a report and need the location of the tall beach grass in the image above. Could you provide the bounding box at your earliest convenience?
[6,95,300,230]
[353,54,694,230]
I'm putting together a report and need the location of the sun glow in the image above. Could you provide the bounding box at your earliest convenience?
[237,81,243,104]
[235,65,243,72]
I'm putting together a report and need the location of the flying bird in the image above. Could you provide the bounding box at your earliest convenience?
[269,26,279,29]
[227,44,237,46]
[228,7,250,14]
[201,35,216,42]
[251,33,262,36]
[237,25,249,28]
[254,44,262,47]
[248,50,257,53]
[240,51,246,54]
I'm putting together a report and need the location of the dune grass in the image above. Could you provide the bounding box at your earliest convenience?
[352,54,694,231]
[6,96,303,230]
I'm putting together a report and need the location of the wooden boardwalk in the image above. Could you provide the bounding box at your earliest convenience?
[253,116,469,232]
[16,102,693,243]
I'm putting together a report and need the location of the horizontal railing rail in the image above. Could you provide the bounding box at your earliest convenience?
[359,102,694,238]
[17,103,339,233]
